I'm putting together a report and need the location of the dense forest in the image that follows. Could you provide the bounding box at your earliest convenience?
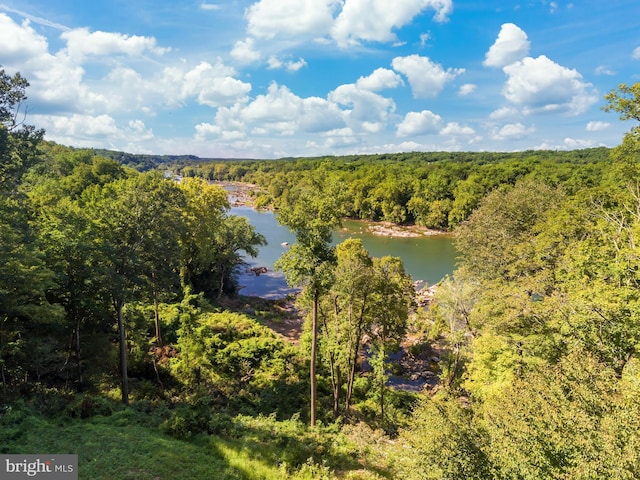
[175,147,610,231]
[3,68,640,479]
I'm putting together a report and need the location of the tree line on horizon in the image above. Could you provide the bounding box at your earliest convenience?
[177,146,611,230]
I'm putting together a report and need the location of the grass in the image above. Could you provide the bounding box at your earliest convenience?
[0,403,391,480]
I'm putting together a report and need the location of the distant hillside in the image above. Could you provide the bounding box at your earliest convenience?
[92,148,261,171]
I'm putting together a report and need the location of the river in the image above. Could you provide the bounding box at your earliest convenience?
[231,206,458,299]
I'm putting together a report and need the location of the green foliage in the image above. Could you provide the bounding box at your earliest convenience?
[395,392,491,480]
[171,310,306,418]
[5,70,640,479]
[481,349,639,480]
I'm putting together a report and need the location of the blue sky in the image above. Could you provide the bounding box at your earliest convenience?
[1,0,639,158]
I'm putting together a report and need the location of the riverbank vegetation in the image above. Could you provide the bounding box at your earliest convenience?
[3,69,640,478]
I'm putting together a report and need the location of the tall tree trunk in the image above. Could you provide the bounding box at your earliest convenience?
[76,318,83,385]
[379,341,385,420]
[321,314,341,418]
[345,296,368,414]
[310,290,318,427]
[116,299,129,405]
[344,326,363,414]
[0,329,5,398]
[152,272,162,347]
[153,294,162,347]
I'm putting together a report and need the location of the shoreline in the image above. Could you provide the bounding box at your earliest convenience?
[215,180,452,238]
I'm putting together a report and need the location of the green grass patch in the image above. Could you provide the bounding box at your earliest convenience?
[0,404,392,479]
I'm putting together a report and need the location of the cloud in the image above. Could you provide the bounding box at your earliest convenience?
[0,6,69,31]
[330,83,395,132]
[200,3,221,10]
[61,27,169,61]
[633,46,640,60]
[489,106,520,120]
[356,68,404,91]
[491,122,535,140]
[536,137,597,150]
[595,65,616,76]
[127,119,154,141]
[267,56,308,72]
[36,111,151,148]
[332,0,453,47]
[243,0,452,48]
[0,14,49,64]
[419,32,431,47]
[246,0,337,40]
[586,121,610,131]
[440,122,475,136]
[181,61,252,107]
[392,54,463,98]
[502,55,597,115]
[484,23,530,68]
[458,83,476,96]
[231,37,262,64]
[197,82,347,141]
[396,110,442,137]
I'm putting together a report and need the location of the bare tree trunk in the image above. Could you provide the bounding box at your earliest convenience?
[310,290,318,427]
[154,295,162,347]
[76,318,83,385]
[151,272,162,347]
[321,314,341,418]
[0,329,6,398]
[379,341,385,420]
[116,299,129,405]
[344,326,363,414]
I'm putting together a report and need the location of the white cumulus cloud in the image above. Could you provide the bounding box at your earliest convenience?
[491,122,535,140]
[231,37,262,64]
[484,23,530,68]
[392,54,463,98]
[61,28,169,61]
[267,56,308,72]
[330,83,395,133]
[356,68,404,91]
[633,46,640,60]
[440,122,475,136]
[180,61,252,108]
[502,55,597,115]
[586,121,610,131]
[246,0,337,40]
[396,110,443,137]
[489,106,520,120]
[332,0,452,47]
[458,83,477,96]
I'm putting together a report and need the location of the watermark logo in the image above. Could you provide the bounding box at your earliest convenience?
[1,455,77,479]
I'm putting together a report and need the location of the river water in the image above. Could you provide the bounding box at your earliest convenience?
[231,206,458,299]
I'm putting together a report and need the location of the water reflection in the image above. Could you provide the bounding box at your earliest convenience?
[231,206,457,299]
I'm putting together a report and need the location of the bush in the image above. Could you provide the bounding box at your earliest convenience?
[66,394,116,419]
[161,406,211,439]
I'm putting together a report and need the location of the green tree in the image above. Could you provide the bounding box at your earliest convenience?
[275,178,346,426]
[319,238,374,417]
[481,349,630,480]
[395,392,491,480]
[82,173,185,404]
[455,180,563,281]
[0,69,61,393]
[604,83,640,162]
[368,256,414,418]
[428,276,479,388]
[178,177,265,299]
